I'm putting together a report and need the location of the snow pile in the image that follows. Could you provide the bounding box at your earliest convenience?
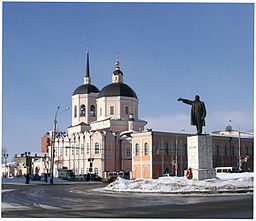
[103,173,253,193]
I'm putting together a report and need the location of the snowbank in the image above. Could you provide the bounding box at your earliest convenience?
[102,173,253,194]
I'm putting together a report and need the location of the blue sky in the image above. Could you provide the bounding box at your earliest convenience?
[3,2,254,161]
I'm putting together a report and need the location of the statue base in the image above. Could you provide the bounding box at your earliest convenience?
[186,135,216,180]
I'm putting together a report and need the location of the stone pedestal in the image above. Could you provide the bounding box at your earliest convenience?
[186,135,216,180]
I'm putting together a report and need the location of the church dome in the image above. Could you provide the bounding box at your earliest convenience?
[98,82,137,99]
[73,84,99,96]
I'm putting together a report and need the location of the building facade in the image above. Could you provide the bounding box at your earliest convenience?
[43,50,253,180]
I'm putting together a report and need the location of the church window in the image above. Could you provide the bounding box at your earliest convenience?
[76,145,79,155]
[110,106,115,115]
[81,144,84,154]
[80,104,85,116]
[90,105,96,116]
[74,106,77,118]
[86,143,89,154]
[144,143,149,155]
[72,145,75,155]
[126,146,131,157]
[95,142,100,154]
[135,143,139,156]
[65,147,68,156]
[125,106,129,115]
[94,167,99,175]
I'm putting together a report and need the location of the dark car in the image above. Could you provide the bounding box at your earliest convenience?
[29,174,41,181]
[90,174,102,181]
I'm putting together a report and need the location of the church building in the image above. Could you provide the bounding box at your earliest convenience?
[52,49,147,178]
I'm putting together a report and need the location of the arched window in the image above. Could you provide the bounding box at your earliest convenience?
[80,104,85,116]
[94,142,100,154]
[135,143,139,156]
[74,106,77,118]
[94,167,99,175]
[144,143,149,155]
[90,105,96,116]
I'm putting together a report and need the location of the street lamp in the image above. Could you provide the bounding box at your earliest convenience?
[50,106,69,184]
[3,153,9,178]
[229,120,241,171]
[24,152,31,184]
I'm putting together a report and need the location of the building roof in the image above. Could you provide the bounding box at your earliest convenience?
[73,84,99,96]
[98,82,137,98]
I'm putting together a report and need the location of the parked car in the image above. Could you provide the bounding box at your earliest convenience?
[29,174,41,181]
[90,174,102,181]
[117,171,130,180]
[107,172,118,183]
[76,174,87,181]
[215,167,239,173]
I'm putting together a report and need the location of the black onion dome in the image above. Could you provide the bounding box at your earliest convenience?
[98,83,137,99]
[73,84,99,95]
[113,69,123,75]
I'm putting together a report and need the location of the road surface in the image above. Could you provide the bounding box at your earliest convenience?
[2,180,253,218]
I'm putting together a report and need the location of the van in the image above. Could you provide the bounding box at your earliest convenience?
[215,167,239,173]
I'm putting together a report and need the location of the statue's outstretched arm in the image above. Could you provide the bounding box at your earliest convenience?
[178,97,193,105]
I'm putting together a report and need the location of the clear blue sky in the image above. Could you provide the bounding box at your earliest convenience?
[3,2,254,161]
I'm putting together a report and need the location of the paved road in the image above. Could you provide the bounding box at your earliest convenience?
[2,181,253,218]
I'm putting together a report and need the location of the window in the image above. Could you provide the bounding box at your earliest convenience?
[216,145,220,157]
[60,147,63,156]
[90,105,96,116]
[95,143,100,154]
[86,143,89,154]
[65,147,68,156]
[224,146,227,157]
[232,146,234,156]
[126,146,131,157]
[246,146,249,155]
[156,142,160,155]
[110,106,115,115]
[74,106,77,118]
[81,144,84,154]
[76,145,79,155]
[80,104,85,116]
[144,143,149,155]
[165,143,169,155]
[135,143,139,156]
[125,106,129,115]
[94,168,99,175]
[100,107,102,116]
[72,145,75,155]
[75,168,78,175]
[184,144,187,156]
[81,168,83,174]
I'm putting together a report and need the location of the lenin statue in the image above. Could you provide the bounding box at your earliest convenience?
[178,95,206,135]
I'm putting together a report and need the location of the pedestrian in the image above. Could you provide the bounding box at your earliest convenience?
[25,173,30,184]
[44,173,48,183]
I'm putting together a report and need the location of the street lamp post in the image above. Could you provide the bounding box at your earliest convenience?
[24,152,31,184]
[229,120,242,171]
[3,153,9,178]
[49,106,69,184]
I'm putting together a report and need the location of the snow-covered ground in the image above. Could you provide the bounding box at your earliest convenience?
[102,173,253,194]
